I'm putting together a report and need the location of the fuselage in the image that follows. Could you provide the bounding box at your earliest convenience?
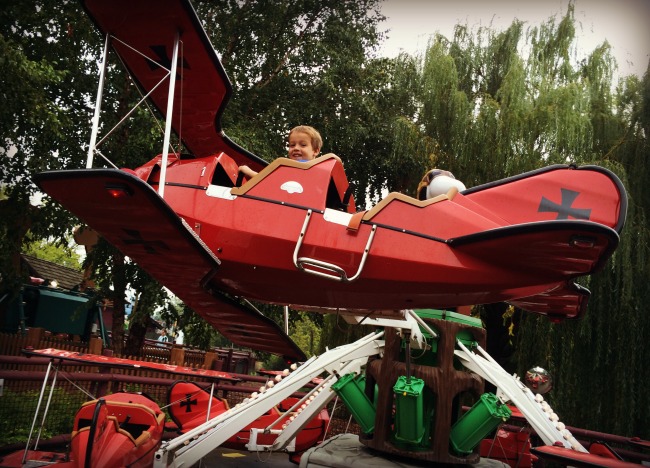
[128,152,617,314]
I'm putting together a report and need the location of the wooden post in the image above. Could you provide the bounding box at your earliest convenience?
[170,344,185,366]
[88,336,103,355]
[204,351,217,370]
[86,337,107,396]
[26,327,44,348]
[246,353,256,375]
[225,348,234,372]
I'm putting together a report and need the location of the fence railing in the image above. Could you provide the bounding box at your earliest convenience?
[0,328,360,449]
[0,328,257,374]
[0,329,90,355]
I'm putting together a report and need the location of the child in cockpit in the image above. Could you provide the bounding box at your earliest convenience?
[416,168,466,200]
[238,125,339,178]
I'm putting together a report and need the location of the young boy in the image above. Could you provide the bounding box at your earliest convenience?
[239,125,338,178]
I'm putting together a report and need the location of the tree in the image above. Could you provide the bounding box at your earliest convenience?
[22,235,81,270]
[1,0,391,357]
[194,0,406,204]
[0,1,96,324]
[0,2,189,354]
[382,4,649,438]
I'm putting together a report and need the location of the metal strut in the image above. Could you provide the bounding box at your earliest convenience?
[293,209,377,282]
[158,30,181,198]
[86,33,111,168]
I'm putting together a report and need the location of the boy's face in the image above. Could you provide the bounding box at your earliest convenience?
[287,131,320,161]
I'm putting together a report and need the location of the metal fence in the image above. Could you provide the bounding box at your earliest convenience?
[0,330,360,450]
[0,364,360,450]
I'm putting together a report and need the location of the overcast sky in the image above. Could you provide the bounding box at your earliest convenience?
[379,0,650,78]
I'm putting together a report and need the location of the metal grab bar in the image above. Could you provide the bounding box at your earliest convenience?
[293,209,377,282]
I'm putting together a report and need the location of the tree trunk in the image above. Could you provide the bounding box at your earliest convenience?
[110,251,126,355]
[124,297,148,356]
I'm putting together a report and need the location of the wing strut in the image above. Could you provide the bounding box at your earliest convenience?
[86,29,181,200]
[87,33,110,168]
[159,30,180,198]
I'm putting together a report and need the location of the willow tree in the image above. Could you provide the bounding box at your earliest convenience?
[385,4,649,437]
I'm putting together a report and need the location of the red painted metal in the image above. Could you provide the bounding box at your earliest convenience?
[167,381,329,454]
[3,393,165,468]
[480,429,537,468]
[23,348,238,382]
[67,392,165,468]
[81,0,266,172]
[35,157,625,321]
[531,445,641,467]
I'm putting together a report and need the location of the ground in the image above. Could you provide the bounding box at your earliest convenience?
[195,446,296,467]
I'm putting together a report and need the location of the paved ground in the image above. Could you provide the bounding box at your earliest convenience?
[192,446,295,467]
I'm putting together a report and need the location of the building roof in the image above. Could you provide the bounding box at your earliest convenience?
[21,254,84,290]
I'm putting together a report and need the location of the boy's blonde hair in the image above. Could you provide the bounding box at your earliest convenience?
[289,125,323,151]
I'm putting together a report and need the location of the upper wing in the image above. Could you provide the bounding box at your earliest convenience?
[34,169,305,360]
[24,348,240,381]
[81,0,266,172]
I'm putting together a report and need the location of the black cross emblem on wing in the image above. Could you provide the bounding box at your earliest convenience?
[538,188,591,220]
[147,45,190,78]
[180,394,198,413]
[121,229,170,254]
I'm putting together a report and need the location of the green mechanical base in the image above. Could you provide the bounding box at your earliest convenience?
[360,310,487,464]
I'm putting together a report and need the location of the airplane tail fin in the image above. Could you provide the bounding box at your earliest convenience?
[458,165,626,234]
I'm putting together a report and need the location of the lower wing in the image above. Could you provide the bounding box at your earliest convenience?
[35,169,305,360]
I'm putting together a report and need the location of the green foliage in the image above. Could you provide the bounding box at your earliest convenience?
[381,3,649,438]
[289,312,322,358]
[0,1,98,303]
[318,313,374,353]
[22,236,81,270]
[0,387,87,445]
[194,0,399,206]
[175,303,221,350]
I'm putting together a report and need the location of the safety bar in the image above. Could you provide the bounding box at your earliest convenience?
[293,210,376,282]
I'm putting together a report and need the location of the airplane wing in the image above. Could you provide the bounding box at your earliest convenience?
[24,348,240,382]
[507,282,590,320]
[81,0,266,173]
[34,169,306,361]
[449,221,619,319]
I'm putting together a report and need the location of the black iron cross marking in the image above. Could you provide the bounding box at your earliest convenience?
[180,394,198,413]
[538,188,591,220]
[147,45,190,77]
[121,229,170,254]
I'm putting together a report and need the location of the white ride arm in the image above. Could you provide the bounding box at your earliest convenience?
[454,341,587,452]
[270,356,371,451]
[154,331,384,467]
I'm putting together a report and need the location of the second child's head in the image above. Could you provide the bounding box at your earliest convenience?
[287,126,322,161]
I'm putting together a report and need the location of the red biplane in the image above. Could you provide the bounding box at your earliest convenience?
[35,0,626,365]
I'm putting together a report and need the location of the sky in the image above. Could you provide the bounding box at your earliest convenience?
[379,0,650,78]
